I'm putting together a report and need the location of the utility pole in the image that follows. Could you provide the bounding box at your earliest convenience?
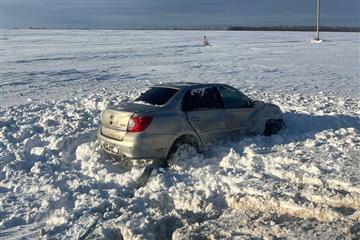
[316,0,320,40]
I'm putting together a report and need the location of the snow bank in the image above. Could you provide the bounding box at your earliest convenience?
[1,30,359,239]
[1,89,359,239]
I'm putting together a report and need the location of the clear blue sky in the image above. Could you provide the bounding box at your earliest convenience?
[2,0,359,29]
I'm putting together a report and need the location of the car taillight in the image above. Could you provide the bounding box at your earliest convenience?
[127,115,153,132]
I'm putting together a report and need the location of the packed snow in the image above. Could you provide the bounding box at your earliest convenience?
[0,30,359,239]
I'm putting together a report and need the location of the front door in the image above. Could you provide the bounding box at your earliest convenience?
[182,86,226,146]
[217,86,254,139]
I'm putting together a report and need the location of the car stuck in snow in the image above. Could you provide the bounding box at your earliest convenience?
[98,82,284,164]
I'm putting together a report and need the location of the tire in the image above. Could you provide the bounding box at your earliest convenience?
[166,135,199,168]
[263,119,284,136]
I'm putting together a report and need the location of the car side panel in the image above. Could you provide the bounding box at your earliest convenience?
[224,108,254,136]
[186,109,227,147]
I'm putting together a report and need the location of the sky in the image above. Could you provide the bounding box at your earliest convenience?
[1,0,359,29]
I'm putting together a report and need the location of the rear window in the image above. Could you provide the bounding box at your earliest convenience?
[134,87,179,106]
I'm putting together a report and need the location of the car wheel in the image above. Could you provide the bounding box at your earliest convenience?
[263,119,284,136]
[166,136,199,168]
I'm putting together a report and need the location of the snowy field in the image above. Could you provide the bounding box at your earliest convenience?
[0,30,360,239]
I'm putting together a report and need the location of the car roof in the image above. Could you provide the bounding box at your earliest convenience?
[154,82,227,90]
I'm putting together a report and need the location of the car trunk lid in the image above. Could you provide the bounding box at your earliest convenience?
[100,102,158,140]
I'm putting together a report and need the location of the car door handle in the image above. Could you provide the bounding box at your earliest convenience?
[191,117,200,122]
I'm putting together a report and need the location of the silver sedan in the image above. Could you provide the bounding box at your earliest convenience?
[98,82,284,164]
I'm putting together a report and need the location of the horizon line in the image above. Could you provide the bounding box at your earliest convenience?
[2,25,359,33]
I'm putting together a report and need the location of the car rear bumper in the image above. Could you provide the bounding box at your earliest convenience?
[97,128,171,160]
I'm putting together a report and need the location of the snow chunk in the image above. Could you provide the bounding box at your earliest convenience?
[30,147,45,156]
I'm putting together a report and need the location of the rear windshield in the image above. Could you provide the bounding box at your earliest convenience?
[134,87,179,106]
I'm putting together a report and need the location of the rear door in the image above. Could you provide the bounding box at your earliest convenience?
[217,86,254,138]
[182,86,226,146]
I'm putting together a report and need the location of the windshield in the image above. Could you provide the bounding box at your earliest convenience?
[134,87,179,106]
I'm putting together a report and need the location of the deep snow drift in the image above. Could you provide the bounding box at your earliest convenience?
[0,30,359,239]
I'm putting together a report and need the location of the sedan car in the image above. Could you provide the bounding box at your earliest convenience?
[98,82,284,165]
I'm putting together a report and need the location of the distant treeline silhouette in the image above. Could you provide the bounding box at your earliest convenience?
[15,26,360,32]
[228,26,360,32]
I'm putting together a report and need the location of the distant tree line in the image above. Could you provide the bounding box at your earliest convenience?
[15,26,360,32]
[227,26,360,32]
